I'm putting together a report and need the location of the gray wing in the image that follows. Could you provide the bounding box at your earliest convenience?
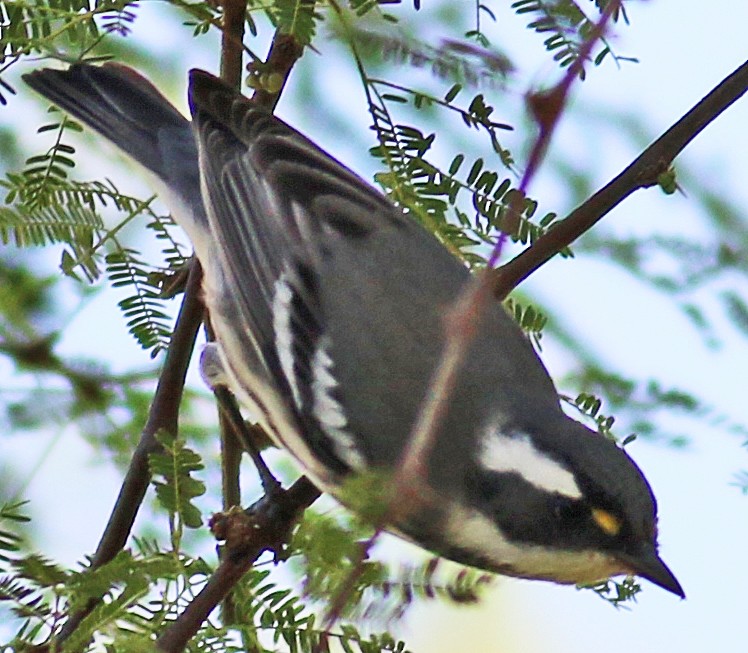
[188,70,564,484]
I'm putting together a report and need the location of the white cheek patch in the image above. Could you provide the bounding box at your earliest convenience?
[479,426,582,499]
[272,273,302,409]
[311,338,365,469]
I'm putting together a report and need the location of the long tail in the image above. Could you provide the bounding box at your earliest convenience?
[23,63,210,245]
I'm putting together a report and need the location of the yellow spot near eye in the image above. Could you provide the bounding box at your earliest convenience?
[592,508,621,536]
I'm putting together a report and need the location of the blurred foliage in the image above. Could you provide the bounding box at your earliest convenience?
[0,0,746,650]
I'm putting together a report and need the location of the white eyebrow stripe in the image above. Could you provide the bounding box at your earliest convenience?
[479,427,582,499]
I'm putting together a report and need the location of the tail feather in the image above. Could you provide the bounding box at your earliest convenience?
[23,63,209,242]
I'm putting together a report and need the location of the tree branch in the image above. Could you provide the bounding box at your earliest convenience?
[219,0,247,90]
[250,30,304,111]
[315,6,626,637]
[156,20,309,651]
[55,261,204,644]
[214,0,249,625]
[492,57,748,299]
[156,477,320,653]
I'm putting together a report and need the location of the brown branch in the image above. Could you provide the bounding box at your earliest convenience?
[156,22,309,651]
[490,2,621,254]
[219,0,247,90]
[492,57,748,299]
[215,0,249,625]
[390,4,623,488]
[250,31,304,111]
[315,8,626,637]
[156,477,320,653]
[54,261,204,645]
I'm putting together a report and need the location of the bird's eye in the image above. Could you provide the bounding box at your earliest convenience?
[551,496,584,521]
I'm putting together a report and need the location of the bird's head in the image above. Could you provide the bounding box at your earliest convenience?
[430,413,684,597]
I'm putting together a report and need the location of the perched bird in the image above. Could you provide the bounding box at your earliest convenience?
[24,63,684,597]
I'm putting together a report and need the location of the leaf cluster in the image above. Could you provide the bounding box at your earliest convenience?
[0,0,138,80]
[361,76,565,269]
[150,430,207,544]
[343,23,513,88]
[511,0,636,76]
[2,0,733,650]
[1,446,425,652]
[2,112,190,356]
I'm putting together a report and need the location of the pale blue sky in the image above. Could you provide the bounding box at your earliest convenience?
[2,2,747,651]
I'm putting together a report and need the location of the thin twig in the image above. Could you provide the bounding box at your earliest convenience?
[492,56,748,298]
[492,0,620,255]
[156,477,320,653]
[214,385,282,495]
[316,0,632,637]
[55,261,204,645]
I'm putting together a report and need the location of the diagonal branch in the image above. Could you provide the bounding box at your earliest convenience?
[251,30,304,111]
[492,57,748,299]
[315,6,625,636]
[55,261,204,644]
[156,477,320,653]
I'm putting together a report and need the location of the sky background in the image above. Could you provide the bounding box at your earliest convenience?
[2,1,748,651]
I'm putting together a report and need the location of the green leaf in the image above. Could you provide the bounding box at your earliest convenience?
[444,83,462,102]
[150,430,206,534]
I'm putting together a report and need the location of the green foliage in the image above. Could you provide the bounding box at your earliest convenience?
[150,430,207,545]
[171,0,222,37]
[3,0,743,650]
[511,0,636,76]
[2,114,189,355]
[583,576,642,607]
[569,391,617,440]
[292,511,387,615]
[343,23,514,86]
[332,16,574,270]
[270,0,321,45]
[0,494,429,651]
[289,511,495,627]
[360,74,566,267]
[504,296,548,347]
[581,576,642,608]
[561,359,748,446]
[1,115,107,278]
[361,558,494,622]
[0,502,30,563]
[0,0,137,64]
[733,469,748,495]
[107,247,176,357]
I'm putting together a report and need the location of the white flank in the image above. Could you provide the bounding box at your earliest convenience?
[311,338,365,469]
[272,273,302,408]
[479,424,582,499]
[199,342,230,389]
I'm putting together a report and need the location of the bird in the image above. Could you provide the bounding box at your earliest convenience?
[24,63,684,598]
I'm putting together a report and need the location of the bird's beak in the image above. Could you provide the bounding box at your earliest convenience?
[618,545,685,598]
